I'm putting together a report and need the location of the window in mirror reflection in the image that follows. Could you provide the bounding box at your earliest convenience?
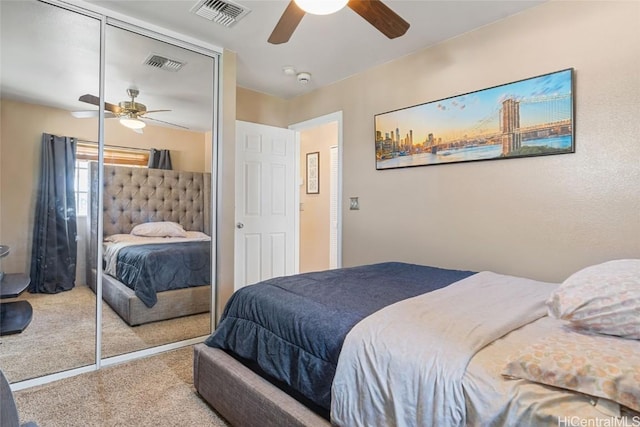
[74,143,149,216]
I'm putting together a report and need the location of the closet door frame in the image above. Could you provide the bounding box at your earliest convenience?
[11,0,222,391]
[98,16,222,369]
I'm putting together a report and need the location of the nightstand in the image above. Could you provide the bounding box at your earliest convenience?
[0,273,33,336]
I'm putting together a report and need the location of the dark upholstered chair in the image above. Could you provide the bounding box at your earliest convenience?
[0,370,37,427]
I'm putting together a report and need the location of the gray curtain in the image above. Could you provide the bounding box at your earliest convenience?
[29,134,77,294]
[148,148,172,170]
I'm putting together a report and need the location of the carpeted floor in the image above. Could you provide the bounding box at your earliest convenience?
[0,284,211,383]
[13,346,231,426]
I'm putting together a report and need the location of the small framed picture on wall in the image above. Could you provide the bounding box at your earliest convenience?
[306,152,319,194]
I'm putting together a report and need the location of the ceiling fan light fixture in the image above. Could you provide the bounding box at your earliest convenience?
[119,116,146,130]
[294,0,348,15]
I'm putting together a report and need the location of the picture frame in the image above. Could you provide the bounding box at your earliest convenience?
[375,68,574,170]
[306,151,319,194]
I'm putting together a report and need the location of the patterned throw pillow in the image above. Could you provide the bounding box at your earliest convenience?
[503,327,640,412]
[546,259,640,339]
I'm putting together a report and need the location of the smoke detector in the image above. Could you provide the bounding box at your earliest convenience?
[297,72,311,84]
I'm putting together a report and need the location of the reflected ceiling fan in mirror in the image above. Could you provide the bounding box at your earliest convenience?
[268,0,410,44]
[71,89,187,133]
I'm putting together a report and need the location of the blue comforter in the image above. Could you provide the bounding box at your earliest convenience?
[116,241,211,308]
[205,262,475,411]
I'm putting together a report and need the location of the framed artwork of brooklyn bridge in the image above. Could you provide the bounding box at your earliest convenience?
[374,68,574,170]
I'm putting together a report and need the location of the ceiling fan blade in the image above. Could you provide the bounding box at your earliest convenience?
[71,110,116,119]
[348,0,410,39]
[78,93,100,105]
[141,109,171,115]
[78,94,122,114]
[142,116,189,129]
[268,1,305,44]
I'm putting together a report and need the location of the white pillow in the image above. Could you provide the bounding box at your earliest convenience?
[130,221,186,238]
[547,259,640,339]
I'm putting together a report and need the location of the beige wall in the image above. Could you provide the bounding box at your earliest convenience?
[258,0,639,283]
[217,49,238,318]
[0,98,208,277]
[299,122,338,273]
[236,87,288,128]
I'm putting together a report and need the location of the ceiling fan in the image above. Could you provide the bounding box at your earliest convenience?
[72,89,187,133]
[268,0,410,45]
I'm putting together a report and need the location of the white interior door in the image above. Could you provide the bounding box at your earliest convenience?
[235,121,296,290]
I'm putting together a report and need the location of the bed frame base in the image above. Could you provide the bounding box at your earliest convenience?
[96,270,210,326]
[193,344,331,427]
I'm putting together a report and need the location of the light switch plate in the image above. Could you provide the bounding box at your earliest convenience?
[349,197,359,210]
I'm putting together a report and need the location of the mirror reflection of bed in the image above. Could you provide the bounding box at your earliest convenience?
[95,23,215,359]
[89,163,212,358]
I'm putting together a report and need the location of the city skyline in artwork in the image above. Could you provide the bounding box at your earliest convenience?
[375,68,574,169]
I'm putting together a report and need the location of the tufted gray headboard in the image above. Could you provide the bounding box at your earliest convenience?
[86,163,211,287]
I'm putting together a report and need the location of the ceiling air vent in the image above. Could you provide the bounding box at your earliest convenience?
[191,0,250,28]
[143,54,185,72]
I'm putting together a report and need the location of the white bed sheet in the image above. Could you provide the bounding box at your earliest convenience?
[331,271,558,427]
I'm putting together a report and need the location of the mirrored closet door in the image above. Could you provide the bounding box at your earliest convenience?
[1,0,218,385]
[97,24,215,359]
[0,0,100,383]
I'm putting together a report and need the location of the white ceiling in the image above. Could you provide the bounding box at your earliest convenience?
[0,0,544,132]
[87,0,544,99]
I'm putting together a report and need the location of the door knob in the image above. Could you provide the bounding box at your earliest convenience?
[236,222,244,229]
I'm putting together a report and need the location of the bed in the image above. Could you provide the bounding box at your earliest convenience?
[87,163,212,326]
[194,260,640,426]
